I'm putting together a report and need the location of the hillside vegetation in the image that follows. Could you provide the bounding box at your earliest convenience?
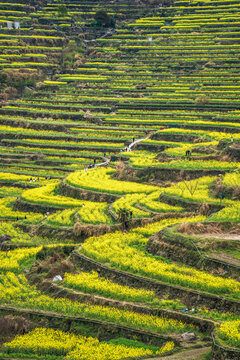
[0,0,239,359]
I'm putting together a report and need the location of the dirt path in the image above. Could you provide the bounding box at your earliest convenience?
[198,233,240,241]
[209,252,240,266]
[146,346,211,360]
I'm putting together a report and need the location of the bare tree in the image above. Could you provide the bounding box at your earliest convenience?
[177,177,199,197]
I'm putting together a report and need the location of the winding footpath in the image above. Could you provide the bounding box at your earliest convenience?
[146,346,211,360]
[95,136,147,168]
[95,131,155,168]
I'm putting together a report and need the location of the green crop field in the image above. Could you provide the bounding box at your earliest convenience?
[0,0,239,359]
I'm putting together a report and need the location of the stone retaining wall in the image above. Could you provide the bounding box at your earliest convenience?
[147,228,240,280]
[0,306,178,347]
[1,139,119,153]
[48,283,214,334]
[132,167,224,182]
[211,334,240,360]
[159,194,223,213]
[72,252,240,314]
[14,198,62,214]
[227,145,240,160]
[60,181,119,203]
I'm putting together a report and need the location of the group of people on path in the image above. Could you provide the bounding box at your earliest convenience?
[84,163,95,171]
[120,137,136,153]
[29,177,39,183]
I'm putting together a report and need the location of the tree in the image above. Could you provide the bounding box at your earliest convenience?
[94,9,111,27]
[57,4,68,17]
[177,177,199,197]
[117,208,133,231]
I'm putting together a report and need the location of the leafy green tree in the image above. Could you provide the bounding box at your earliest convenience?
[57,4,68,17]
[94,9,111,27]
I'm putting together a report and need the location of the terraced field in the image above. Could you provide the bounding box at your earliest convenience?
[0,0,239,359]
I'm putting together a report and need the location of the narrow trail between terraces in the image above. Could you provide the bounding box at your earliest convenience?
[96,131,154,168]
[146,346,211,360]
